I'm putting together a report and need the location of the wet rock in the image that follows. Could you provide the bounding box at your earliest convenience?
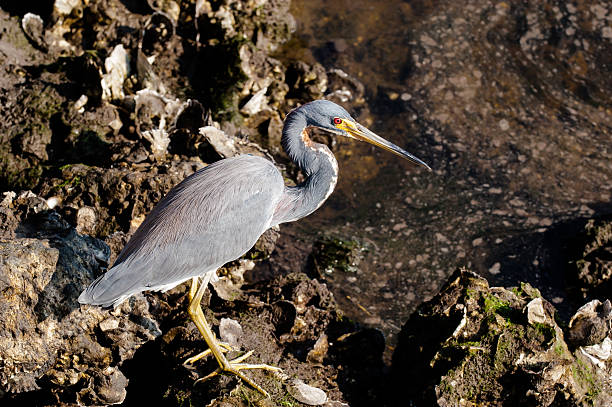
[390,268,611,407]
[270,300,297,337]
[285,61,328,102]
[178,0,294,118]
[0,192,21,239]
[0,238,60,392]
[168,99,212,157]
[251,226,281,260]
[141,11,177,56]
[0,80,61,190]
[326,68,366,106]
[241,108,286,155]
[212,259,254,301]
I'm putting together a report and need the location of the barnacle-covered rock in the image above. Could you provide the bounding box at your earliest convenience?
[390,268,611,407]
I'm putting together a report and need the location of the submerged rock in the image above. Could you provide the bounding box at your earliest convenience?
[309,236,367,278]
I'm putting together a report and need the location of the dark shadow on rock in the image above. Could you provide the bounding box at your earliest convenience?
[121,324,239,407]
[24,56,103,105]
[177,38,246,118]
[120,338,179,407]
[16,210,110,323]
[387,269,486,406]
[118,0,154,15]
[484,212,612,320]
[329,327,386,407]
[0,0,54,18]
[0,384,61,407]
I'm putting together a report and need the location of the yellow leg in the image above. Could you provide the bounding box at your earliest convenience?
[185,276,281,397]
[184,278,235,365]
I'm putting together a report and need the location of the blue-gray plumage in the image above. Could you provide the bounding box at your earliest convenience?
[79,155,284,307]
[78,99,430,396]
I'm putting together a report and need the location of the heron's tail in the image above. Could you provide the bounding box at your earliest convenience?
[78,263,140,308]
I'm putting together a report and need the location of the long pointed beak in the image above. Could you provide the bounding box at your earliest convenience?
[343,120,432,171]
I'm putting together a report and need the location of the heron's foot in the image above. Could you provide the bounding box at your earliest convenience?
[195,350,282,397]
[183,342,235,366]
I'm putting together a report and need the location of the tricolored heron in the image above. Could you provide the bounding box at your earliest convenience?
[79,100,430,396]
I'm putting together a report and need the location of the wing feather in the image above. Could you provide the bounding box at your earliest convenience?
[79,155,284,307]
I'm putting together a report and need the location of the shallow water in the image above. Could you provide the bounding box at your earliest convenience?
[275,0,612,356]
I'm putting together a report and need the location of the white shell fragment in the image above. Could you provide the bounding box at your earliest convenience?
[136,50,166,95]
[141,128,170,158]
[73,94,88,113]
[54,0,81,16]
[580,337,612,370]
[99,318,120,332]
[101,45,130,101]
[306,334,329,364]
[46,196,61,209]
[569,299,604,327]
[199,126,237,158]
[526,297,548,325]
[240,87,268,116]
[21,13,46,49]
[134,89,184,158]
[287,379,328,406]
[219,318,243,348]
[451,304,468,338]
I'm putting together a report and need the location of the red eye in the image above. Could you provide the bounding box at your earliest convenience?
[333,117,342,125]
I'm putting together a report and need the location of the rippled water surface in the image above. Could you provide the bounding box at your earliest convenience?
[274,0,612,356]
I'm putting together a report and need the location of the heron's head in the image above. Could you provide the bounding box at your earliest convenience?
[299,100,431,171]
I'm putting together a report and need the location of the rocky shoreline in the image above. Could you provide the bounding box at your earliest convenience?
[0,1,610,406]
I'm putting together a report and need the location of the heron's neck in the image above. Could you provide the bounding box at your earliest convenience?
[272,112,338,225]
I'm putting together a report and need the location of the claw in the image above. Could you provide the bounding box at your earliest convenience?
[183,342,234,366]
[186,277,281,397]
[194,350,282,397]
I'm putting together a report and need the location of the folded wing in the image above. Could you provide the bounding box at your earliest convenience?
[78,155,284,307]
